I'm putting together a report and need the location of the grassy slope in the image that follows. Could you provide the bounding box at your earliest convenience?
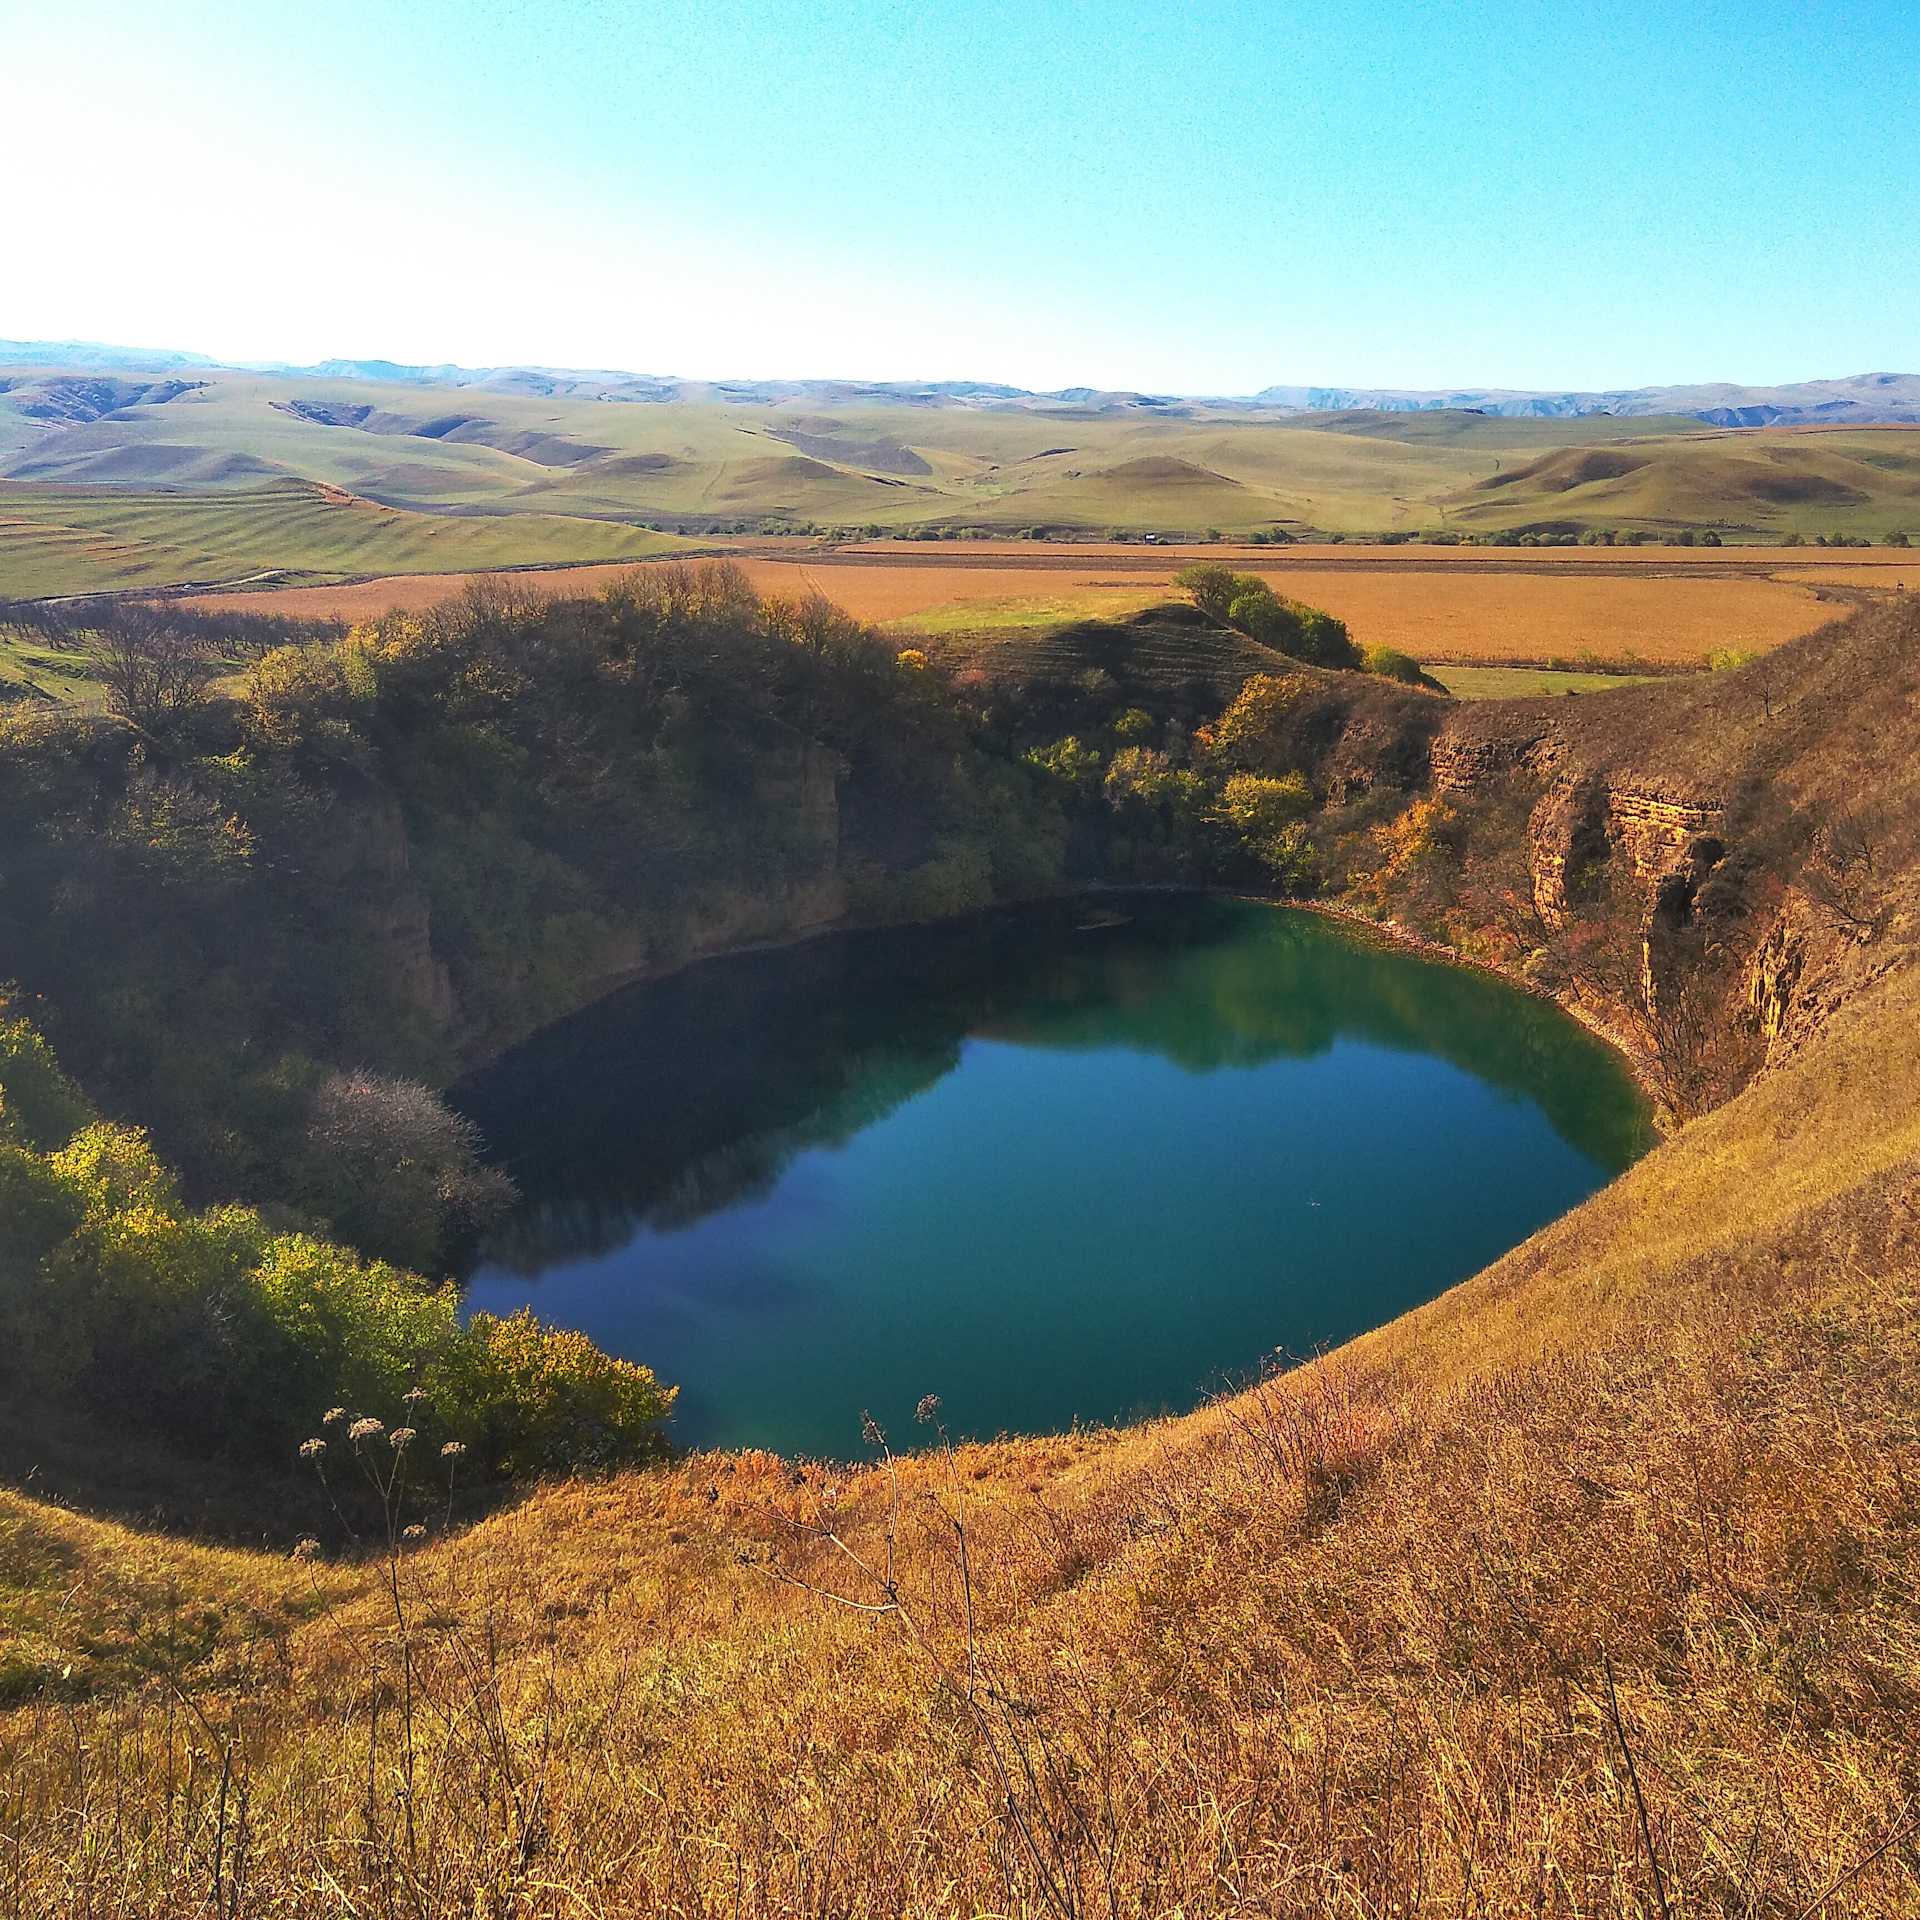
[1429,664,1666,698]
[1453,429,1920,540]
[2,958,1913,1912]
[0,480,689,596]
[5,367,1918,597]
[2,605,1918,1910]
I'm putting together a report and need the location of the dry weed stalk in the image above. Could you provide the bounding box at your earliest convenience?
[2,1143,1919,1913]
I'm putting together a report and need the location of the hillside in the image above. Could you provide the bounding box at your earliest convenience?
[0,478,690,599]
[4,361,1920,598]
[1,593,1918,1911]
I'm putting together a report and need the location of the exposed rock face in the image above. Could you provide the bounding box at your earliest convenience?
[296,725,847,1068]
[1417,594,1920,1114]
[1432,696,1747,1072]
[1640,825,1729,1018]
[1314,686,1448,804]
[1519,767,1726,954]
[1429,721,1554,798]
[314,783,459,1034]
[1525,776,1610,930]
[1747,910,1808,1041]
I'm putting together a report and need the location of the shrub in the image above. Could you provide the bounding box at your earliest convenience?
[84,603,216,736]
[298,1072,517,1275]
[1174,569,1357,667]
[0,1014,93,1151]
[1271,597,1360,671]
[431,1308,675,1475]
[1171,565,1240,623]
[252,1233,462,1424]
[0,1146,90,1381]
[1226,587,1294,650]
[1025,735,1104,794]
[1213,770,1312,838]
[1104,747,1202,815]
[1362,644,1427,685]
[847,846,995,923]
[1207,673,1312,767]
[0,1019,673,1474]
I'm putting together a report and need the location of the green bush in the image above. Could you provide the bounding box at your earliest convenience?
[0,1028,674,1475]
[1212,770,1312,838]
[1171,565,1241,623]
[1362,644,1427,685]
[1173,569,1358,669]
[0,1015,94,1152]
[1024,736,1104,794]
[294,1070,516,1274]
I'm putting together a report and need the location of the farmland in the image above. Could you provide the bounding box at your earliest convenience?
[4,361,1913,675]
[3,363,1920,610]
[174,541,1905,671]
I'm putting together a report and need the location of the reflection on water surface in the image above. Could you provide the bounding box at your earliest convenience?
[456,896,1649,1456]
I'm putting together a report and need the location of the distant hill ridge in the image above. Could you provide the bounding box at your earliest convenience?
[4,339,1918,425]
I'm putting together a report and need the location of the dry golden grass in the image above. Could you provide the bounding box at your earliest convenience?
[1204,568,1836,665]
[0,1489,365,1703]
[2,960,1916,1915]
[184,548,1887,668]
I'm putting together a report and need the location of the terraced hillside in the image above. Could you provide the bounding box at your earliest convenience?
[0,479,686,597]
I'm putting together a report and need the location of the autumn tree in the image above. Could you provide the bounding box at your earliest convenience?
[300,1071,517,1274]
[86,602,215,734]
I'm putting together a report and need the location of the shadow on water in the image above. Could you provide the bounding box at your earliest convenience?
[456,896,1649,1274]
[452,896,1651,1455]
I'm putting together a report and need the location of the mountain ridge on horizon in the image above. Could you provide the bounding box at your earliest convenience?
[5,338,1920,429]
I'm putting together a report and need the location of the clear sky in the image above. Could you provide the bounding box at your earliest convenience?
[5,0,1915,392]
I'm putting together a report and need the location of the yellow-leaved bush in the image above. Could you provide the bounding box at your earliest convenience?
[430,1310,675,1476]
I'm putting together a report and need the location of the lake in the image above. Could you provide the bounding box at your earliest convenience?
[455,896,1649,1458]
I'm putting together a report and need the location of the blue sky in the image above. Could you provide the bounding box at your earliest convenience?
[6,0,1915,390]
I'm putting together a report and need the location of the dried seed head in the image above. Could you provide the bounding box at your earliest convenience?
[323,1407,347,1426]
[291,1537,322,1561]
[402,1524,427,1543]
[861,1412,884,1448]
[390,1427,416,1451]
[349,1417,384,1443]
[299,1437,326,1461]
[440,1440,467,1459]
[915,1394,941,1425]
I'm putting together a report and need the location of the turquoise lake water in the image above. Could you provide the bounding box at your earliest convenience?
[456,896,1649,1458]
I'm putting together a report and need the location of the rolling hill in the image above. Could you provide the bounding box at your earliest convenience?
[3,350,1919,597]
